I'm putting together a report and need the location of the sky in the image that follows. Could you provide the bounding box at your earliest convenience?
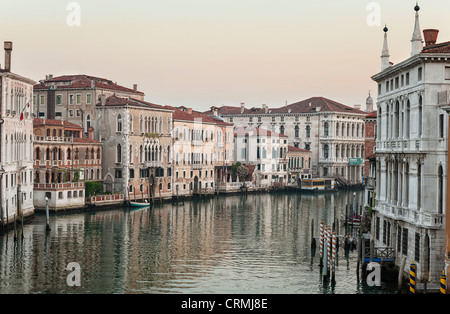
[1,0,450,112]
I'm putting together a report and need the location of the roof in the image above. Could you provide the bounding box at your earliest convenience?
[204,97,366,116]
[168,106,233,126]
[234,126,288,138]
[97,95,169,111]
[33,118,82,129]
[288,145,311,153]
[34,74,144,95]
[422,41,450,54]
[366,111,377,118]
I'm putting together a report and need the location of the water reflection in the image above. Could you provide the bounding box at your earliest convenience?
[0,190,397,294]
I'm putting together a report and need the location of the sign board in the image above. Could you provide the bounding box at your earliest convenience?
[349,158,363,165]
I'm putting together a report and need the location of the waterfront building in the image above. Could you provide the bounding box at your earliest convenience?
[364,105,377,207]
[33,118,102,211]
[204,97,367,185]
[33,74,144,135]
[234,126,288,188]
[95,95,173,201]
[372,4,448,284]
[171,106,234,196]
[0,41,35,226]
[287,145,313,186]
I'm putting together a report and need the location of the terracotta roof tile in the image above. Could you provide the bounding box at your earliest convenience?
[33,118,82,129]
[34,74,144,95]
[288,145,311,153]
[422,41,450,54]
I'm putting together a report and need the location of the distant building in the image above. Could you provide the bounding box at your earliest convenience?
[364,106,377,207]
[205,97,367,185]
[33,74,144,135]
[0,41,36,226]
[33,118,102,211]
[234,126,288,188]
[287,145,312,186]
[372,4,448,283]
[95,95,173,201]
[171,106,234,196]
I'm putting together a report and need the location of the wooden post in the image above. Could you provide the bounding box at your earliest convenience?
[311,219,316,250]
[45,197,51,232]
[319,221,324,267]
[13,213,17,240]
[332,231,336,284]
[398,256,407,291]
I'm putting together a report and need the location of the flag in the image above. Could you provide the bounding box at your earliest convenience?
[20,100,31,121]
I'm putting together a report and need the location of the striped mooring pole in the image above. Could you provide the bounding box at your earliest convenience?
[331,231,337,283]
[327,227,331,271]
[319,221,324,257]
[440,270,447,294]
[410,260,416,294]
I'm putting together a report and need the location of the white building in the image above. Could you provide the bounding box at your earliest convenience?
[234,126,288,188]
[372,4,448,283]
[0,41,36,227]
[205,97,367,185]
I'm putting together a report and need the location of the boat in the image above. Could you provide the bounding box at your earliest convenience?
[300,178,336,192]
[129,201,150,208]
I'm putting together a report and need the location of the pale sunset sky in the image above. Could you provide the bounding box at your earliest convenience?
[1,0,450,111]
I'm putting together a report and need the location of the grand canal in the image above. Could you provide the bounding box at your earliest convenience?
[0,190,402,294]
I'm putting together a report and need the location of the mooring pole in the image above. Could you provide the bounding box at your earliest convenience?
[45,197,50,232]
[319,221,324,267]
[311,219,316,250]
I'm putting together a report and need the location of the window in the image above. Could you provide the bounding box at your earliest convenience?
[117,114,123,132]
[76,94,82,105]
[115,169,122,178]
[418,67,423,82]
[324,122,329,137]
[40,95,45,105]
[129,168,135,179]
[69,109,74,117]
[295,125,299,137]
[323,144,329,159]
[406,72,410,85]
[402,228,408,256]
[116,144,122,163]
[415,233,420,262]
[306,125,311,138]
[69,94,74,105]
[56,95,62,105]
[86,94,92,104]
[439,114,444,138]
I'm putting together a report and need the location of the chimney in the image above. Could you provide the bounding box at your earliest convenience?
[4,41,12,72]
[133,84,138,92]
[354,104,361,110]
[187,108,193,114]
[88,126,94,140]
[423,29,439,46]
[240,102,245,114]
[100,94,106,107]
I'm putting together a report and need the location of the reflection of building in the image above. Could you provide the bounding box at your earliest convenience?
[33,118,102,211]
[96,96,173,201]
[372,4,447,284]
[0,41,36,224]
[204,97,367,184]
[234,126,288,188]
[287,145,312,186]
[33,74,144,134]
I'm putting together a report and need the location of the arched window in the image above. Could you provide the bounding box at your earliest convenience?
[418,96,423,137]
[306,125,311,138]
[129,114,133,133]
[140,115,143,133]
[67,148,71,160]
[324,122,329,137]
[280,125,285,135]
[36,147,41,160]
[52,129,56,137]
[86,114,91,132]
[295,125,299,138]
[117,114,123,132]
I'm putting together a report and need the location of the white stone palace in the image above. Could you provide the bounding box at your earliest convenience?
[372,3,448,284]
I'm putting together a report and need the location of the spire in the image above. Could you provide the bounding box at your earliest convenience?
[411,2,423,56]
[381,25,390,71]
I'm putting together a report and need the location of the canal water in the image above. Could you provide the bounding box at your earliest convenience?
[0,190,401,294]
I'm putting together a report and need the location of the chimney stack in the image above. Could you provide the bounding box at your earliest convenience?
[4,41,12,72]
[423,29,439,46]
[133,84,138,92]
[240,102,245,114]
[88,126,94,140]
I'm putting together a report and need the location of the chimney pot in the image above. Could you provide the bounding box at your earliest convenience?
[4,41,12,72]
[133,84,138,92]
[423,29,439,46]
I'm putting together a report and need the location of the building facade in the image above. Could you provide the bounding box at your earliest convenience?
[0,41,35,226]
[33,74,144,135]
[287,145,313,186]
[234,126,288,188]
[33,119,102,211]
[372,4,448,283]
[205,97,367,185]
[95,95,173,201]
